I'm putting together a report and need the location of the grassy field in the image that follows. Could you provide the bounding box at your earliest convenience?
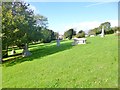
[2,34,118,88]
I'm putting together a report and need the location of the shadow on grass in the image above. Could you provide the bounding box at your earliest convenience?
[3,41,73,67]
[86,41,91,44]
[28,44,44,48]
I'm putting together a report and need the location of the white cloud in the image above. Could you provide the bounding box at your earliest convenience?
[84,2,109,7]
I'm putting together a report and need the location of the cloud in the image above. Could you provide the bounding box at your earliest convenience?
[84,2,109,7]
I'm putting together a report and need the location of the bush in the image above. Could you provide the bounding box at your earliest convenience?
[64,29,76,40]
[105,29,114,34]
[76,32,85,38]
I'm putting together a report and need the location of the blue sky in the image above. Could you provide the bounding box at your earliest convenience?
[28,2,118,34]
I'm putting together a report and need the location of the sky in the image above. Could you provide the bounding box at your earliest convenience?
[27,1,118,34]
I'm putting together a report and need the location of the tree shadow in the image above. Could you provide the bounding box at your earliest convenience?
[3,41,73,67]
[28,44,44,48]
[86,41,91,44]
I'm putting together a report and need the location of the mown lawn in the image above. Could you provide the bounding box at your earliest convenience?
[2,34,118,88]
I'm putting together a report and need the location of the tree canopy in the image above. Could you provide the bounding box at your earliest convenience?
[88,22,115,35]
[2,1,57,58]
[64,28,76,40]
[76,30,85,38]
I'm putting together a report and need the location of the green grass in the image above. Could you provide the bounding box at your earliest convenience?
[2,34,118,88]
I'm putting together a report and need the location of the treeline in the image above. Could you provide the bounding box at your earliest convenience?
[88,22,120,35]
[64,22,120,39]
[1,1,58,58]
[64,29,85,39]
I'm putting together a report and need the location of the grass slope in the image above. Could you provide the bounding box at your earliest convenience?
[2,34,118,88]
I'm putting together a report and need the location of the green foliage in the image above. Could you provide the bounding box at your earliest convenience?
[41,29,57,43]
[100,22,112,34]
[64,28,76,39]
[34,14,48,28]
[1,1,54,58]
[76,30,85,38]
[73,30,76,36]
[53,32,59,39]
[2,50,8,58]
[88,22,114,35]
[88,28,100,36]
[111,26,120,32]
[2,2,13,57]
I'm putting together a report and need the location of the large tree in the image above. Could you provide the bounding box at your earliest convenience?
[88,22,113,36]
[2,2,14,57]
[2,1,56,58]
[12,2,36,57]
[100,22,112,34]
[2,1,36,57]
[31,14,49,43]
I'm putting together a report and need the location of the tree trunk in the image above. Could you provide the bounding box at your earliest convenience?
[2,45,8,58]
[22,43,32,57]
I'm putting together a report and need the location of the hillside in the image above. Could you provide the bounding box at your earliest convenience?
[2,34,118,88]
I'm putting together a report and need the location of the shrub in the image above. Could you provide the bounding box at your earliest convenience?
[76,31,85,38]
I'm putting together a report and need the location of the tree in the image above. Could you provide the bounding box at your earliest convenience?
[100,22,112,34]
[2,2,14,57]
[53,32,59,40]
[111,26,120,33]
[73,30,76,36]
[31,14,49,43]
[88,27,101,36]
[34,14,48,28]
[88,22,113,36]
[88,29,96,36]
[50,30,57,40]
[41,29,56,43]
[64,28,75,40]
[0,3,2,60]
[2,1,36,57]
[76,30,85,38]
[2,1,54,58]
[11,2,36,57]
[94,27,101,35]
